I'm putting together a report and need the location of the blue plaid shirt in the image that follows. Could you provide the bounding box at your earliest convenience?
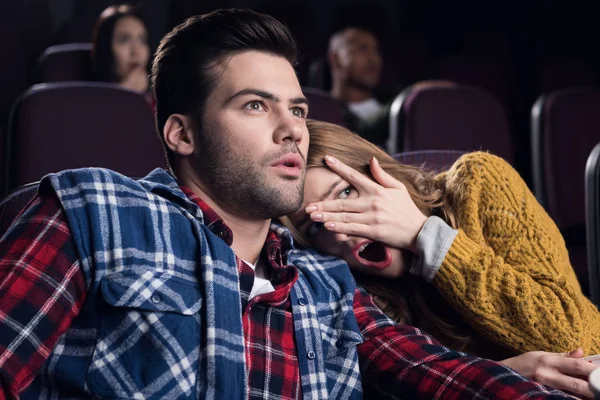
[24,167,363,399]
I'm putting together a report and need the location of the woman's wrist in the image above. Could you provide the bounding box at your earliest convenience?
[409,216,458,282]
[408,214,428,253]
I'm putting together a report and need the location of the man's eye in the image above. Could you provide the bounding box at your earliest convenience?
[246,101,264,111]
[291,107,307,118]
[307,222,324,237]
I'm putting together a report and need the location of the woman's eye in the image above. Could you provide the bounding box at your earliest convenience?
[291,107,307,118]
[338,187,354,200]
[307,221,324,237]
[246,101,264,111]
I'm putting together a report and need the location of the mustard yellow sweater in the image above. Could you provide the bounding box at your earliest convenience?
[435,151,600,356]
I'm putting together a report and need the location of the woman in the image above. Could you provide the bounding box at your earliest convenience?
[91,4,152,103]
[282,120,600,397]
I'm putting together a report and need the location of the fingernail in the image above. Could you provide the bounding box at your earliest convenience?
[325,155,337,164]
[325,222,336,229]
[312,213,323,221]
[305,205,317,213]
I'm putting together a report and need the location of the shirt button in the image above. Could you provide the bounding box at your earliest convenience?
[307,351,316,360]
[151,294,161,304]
[298,298,308,306]
[217,230,226,238]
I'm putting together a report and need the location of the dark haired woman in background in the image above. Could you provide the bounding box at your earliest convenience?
[91,4,152,104]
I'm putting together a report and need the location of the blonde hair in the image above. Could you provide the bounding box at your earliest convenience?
[280,119,471,350]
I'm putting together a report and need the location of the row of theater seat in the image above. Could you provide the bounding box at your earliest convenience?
[1,82,165,195]
[393,84,600,293]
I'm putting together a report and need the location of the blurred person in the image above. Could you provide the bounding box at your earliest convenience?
[328,27,394,148]
[91,4,152,103]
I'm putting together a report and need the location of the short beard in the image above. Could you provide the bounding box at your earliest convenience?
[194,129,305,220]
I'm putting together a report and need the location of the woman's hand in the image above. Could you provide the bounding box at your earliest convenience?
[306,156,428,252]
[500,348,598,398]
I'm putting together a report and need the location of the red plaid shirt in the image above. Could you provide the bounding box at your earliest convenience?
[0,187,568,399]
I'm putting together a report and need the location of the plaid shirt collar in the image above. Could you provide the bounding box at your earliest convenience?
[179,185,292,267]
[179,186,234,245]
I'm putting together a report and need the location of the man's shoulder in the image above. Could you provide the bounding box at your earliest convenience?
[40,167,173,193]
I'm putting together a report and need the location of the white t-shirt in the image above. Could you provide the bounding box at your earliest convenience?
[242,258,276,299]
[348,98,384,121]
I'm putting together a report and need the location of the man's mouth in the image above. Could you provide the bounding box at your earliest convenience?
[271,153,304,177]
[353,240,392,270]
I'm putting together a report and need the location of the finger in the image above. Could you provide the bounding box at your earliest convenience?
[307,197,371,213]
[370,157,404,189]
[324,155,380,193]
[321,221,376,239]
[542,371,593,399]
[555,357,600,377]
[566,348,584,359]
[310,210,373,225]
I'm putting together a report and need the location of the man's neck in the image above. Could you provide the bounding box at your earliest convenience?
[331,82,374,104]
[179,171,270,264]
[220,212,271,264]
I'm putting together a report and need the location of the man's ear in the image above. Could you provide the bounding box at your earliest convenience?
[163,114,195,156]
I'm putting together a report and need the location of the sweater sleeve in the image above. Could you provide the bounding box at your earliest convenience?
[433,152,600,355]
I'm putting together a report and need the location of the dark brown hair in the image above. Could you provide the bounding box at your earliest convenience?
[151,8,298,168]
[91,4,147,83]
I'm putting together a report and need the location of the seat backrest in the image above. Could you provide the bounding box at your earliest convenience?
[4,82,166,194]
[531,88,600,229]
[302,87,347,127]
[0,182,38,237]
[585,142,600,306]
[388,82,513,163]
[37,43,93,82]
[532,88,600,293]
[393,150,466,173]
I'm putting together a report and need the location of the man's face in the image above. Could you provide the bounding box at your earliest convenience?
[194,51,310,220]
[337,29,382,90]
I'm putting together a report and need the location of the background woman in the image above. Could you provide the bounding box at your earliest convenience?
[91,4,151,102]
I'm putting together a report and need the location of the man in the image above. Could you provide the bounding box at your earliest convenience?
[328,26,395,148]
[0,9,571,399]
